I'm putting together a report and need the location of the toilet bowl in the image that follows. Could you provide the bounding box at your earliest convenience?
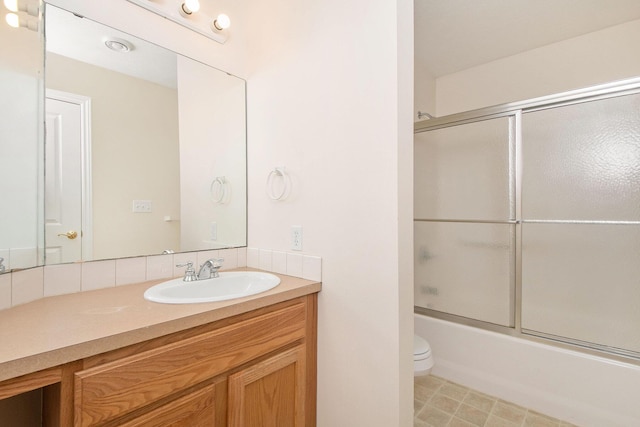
[414,334,434,376]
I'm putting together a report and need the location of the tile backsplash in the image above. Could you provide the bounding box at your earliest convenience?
[0,247,322,310]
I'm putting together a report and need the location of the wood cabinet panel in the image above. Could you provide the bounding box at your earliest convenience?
[74,302,306,427]
[228,346,306,427]
[116,384,216,427]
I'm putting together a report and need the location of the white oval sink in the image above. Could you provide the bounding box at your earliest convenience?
[144,271,281,304]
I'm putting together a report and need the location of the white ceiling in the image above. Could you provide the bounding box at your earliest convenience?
[46,5,177,88]
[415,0,640,77]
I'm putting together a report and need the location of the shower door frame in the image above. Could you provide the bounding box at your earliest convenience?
[414,76,640,363]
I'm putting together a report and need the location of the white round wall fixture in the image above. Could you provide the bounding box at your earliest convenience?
[104,37,134,53]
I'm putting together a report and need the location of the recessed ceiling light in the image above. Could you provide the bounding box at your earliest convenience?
[104,37,134,53]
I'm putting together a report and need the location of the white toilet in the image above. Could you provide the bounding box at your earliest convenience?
[414,334,434,376]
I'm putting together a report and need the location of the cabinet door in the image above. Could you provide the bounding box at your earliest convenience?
[117,384,216,427]
[228,346,306,427]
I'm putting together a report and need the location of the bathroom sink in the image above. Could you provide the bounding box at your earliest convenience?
[144,271,281,304]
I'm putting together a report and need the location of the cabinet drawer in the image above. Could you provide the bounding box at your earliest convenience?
[117,384,215,427]
[75,302,306,427]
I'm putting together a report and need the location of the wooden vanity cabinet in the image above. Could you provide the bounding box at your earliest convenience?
[75,294,317,427]
[0,293,317,427]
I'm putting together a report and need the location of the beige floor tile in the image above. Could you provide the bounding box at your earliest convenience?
[493,400,527,424]
[415,382,438,403]
[455,403,490,426]
[485,414,521,427]
[431,393,461,414]
[415,399,426,413]
[416,404,452,426]
[416,374,445,390]
[449,417,477,427]
[439,382,469,401]
[524,411,560,427]
[464,391,496,413]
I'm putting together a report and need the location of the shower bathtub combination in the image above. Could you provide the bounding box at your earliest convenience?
[413,77,640,426]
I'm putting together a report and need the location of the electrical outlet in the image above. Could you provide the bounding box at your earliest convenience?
[210,222,218,241]
[132,200,152,213]
[291,226,303,251]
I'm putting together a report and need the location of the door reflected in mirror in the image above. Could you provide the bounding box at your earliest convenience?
[44,5,246,263]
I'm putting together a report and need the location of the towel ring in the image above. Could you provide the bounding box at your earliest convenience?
[210,176,227,204]
[266,167,290,200]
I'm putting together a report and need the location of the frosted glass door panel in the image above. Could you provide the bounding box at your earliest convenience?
[414,222,513,326]
[522,223,640,353]
[522,94,640,221]
[415,117,512,221]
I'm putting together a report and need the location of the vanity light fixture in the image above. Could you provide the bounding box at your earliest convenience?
[5,10,37,30]
[212,13,230,31]
[3,0,38,16]
[126,0,230,44]
[179,0,200,16]
[3,0,39,31]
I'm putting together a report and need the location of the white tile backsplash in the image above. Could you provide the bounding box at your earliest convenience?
[272,251,287,275]
[286,253,304,277]
[219,248,238,270]
[237,247,247,267]
[259,249,273,271]
[0,273,11,310]
[247,248,260,268]
[115,257,147,286]
[81,260,116,291]
[0,248,318,312]
[146,255,174,280]
[44,263,81,297]
[12,267,44,306]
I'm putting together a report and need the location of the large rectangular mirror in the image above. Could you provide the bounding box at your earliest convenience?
[43,4,246,265]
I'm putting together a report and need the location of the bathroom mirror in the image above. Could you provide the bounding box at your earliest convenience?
[0,7,44,272]
[32,3,245,266]
[42,4,247,264]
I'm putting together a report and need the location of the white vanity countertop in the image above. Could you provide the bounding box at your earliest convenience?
[0,268,321,382]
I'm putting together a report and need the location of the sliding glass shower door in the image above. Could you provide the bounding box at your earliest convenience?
[521,93,640,355]
[415,80,640,358]
[414,117,515,327]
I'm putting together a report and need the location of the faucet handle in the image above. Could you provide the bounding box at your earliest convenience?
[176,261,198,282]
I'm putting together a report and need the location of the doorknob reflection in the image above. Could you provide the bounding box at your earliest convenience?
[57,231,78,240]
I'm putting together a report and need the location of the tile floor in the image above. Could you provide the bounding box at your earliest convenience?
[414,376,577,427]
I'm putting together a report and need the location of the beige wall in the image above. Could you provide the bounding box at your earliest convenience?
[46,53,180,259]
[435,18,640,116]
[244,0,414,425]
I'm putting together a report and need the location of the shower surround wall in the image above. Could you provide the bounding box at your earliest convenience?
[414,80,640,425]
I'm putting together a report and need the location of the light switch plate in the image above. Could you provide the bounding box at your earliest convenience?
[132,200,152,213]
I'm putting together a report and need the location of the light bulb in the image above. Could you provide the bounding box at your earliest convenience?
[5,12,18,27]
[182,0,199,13]
[213,13,230,30]
[3,0,17,12]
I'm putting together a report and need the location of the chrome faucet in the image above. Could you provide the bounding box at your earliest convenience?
[0,257,5,273]
[176,258,225,281]
[197,258,224,279]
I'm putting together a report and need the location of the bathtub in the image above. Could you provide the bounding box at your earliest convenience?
[414,312,640,427]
